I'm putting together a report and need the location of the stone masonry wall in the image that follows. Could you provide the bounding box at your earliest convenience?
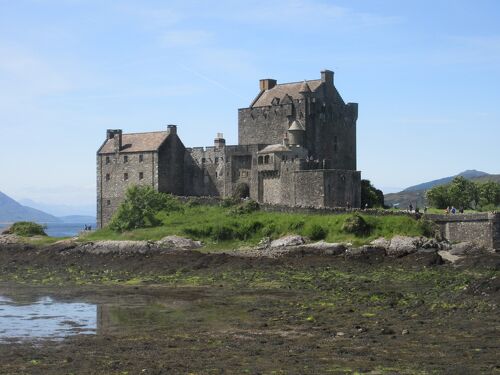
[97,151,157,228]
[426,213,500,250]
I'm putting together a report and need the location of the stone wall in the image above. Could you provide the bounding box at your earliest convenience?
[97,151,158,228]
[426,213,500,250]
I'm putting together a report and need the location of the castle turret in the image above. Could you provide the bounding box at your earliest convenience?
[288,120,305,146]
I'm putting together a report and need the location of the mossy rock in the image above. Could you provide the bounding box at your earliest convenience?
[341,214,370,236]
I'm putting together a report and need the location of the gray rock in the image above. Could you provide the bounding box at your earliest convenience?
[387,236,421,257]
[302,241,347,255]
[157,235,202,250]
[79,240,154,255]
[0,234,20,244]
[370,237,390,250]
[270,235,305,248]
[450,242,475,256]
[345,245,386,257]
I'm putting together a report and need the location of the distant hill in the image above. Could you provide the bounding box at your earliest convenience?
[402,170,489,192]
[0,191,61,224]
[384,171,500,209]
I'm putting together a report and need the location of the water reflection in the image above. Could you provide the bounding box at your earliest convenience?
[0,295,97,342]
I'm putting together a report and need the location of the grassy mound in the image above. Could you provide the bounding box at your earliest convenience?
[84,200,429,250]
[9,221,47,237]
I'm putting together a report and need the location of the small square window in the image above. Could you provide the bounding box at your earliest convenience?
[124,155,128,163]
[139,172,144,180]
[105,156,110,164]
[201,158,206,164]
[215,157,219,163]
[139,154,144,162]
[105,173,110,181]
[124,173,128,181]
[106,200,111,206]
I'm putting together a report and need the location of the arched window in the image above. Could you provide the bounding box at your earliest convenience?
[264,155,270,164]
[258,156,263,165]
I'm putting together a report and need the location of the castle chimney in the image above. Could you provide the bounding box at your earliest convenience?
[166,124,177,135]
[321,70,334,85]
[214,132,226,149]
[259,79,277,91]
[106,129,122,152]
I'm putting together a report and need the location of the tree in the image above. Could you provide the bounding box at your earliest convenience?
[426,184,451,209]
[109,186,181,231]
[478,181,500,207]
[448,176,479,209]
[361,179,384,208]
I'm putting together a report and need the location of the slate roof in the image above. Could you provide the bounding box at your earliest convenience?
[252,79,322,107]
[98,131,169,154]
[258,144,291,154]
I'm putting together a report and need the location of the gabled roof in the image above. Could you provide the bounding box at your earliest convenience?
[252,79,322,107]
[98,131,170,154]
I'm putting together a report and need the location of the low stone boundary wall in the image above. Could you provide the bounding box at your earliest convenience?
[425,213,500,251]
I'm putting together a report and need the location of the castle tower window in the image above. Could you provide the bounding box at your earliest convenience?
[106,200,111,206]
[258,156,263,165]
[124,155,128,163]
[264,155,270,164]
[215,157,219,163]
[105,156,110,165]
[201,158,206,164]
[139,154,144,162]
[139,172,144,180]
[105,173,110,181]
[124,173,128,181]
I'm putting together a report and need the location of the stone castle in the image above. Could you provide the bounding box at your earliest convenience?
[97,70,361,228]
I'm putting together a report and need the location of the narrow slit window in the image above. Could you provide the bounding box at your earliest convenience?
[105,173,110,181]
[124,173,128,181]
[124,155,128,163]
[105,156,110,165]
[139,172,144,180]
[139,154,144,162]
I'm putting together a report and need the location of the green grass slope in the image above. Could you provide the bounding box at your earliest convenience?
[83,203,429,249]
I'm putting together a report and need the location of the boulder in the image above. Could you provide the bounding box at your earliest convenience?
[370,237,390,250]
[449,242,475,256]
[387,236,421,257]
[302,241,347,255]
[0,234,20,244]
[78,240,153,255]
[345,245,386,258]
[157,235,202,250]
[270,235,305,248]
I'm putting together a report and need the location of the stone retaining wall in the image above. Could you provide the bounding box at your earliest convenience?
[426,213,500,251]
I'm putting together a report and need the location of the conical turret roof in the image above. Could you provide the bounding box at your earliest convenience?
[288,120,305,131]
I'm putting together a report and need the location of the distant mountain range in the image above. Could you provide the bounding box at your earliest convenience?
[384,170,500,209]
[0,190,95,224]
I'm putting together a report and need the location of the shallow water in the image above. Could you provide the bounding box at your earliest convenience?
[0,295,97,342]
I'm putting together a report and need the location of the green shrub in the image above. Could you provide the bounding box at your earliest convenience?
[419,219,439,238]
[109,186,181,231]
[220,197,239,208]
[9,221,47,237]
[211,225,237,241]
[238,220,264,240]
[183,225,213,239]
[288,220,305,231]
[229,200,260,215]
[305,223,327,240]
[341,214,370,236]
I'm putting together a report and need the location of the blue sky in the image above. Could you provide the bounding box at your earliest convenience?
[0,0,499,212]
